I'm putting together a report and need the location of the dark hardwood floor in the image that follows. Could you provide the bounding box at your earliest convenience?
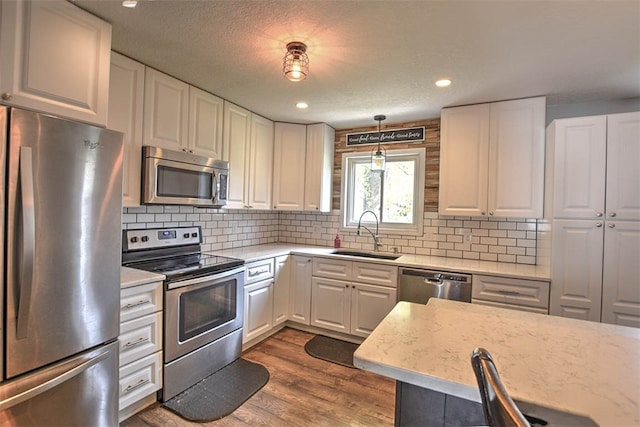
[121,328,396,427]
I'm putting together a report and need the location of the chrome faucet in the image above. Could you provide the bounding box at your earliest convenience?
[357,210,383,251]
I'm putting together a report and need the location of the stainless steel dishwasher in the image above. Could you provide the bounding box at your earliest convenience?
[398,268,472,304]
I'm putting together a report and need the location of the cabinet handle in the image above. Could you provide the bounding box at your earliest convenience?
[608,223,616,228]
[345,284,349,288]
[596,212,603,217]
[481,211,486,216]
[124,337,150,349]
[124,378,150,394]
[124,300,148,309]
[182,148,187,152]
[248,268,269,277]
[2,93,12,101]
[497,290,521,296]
[596,222,603,228]
[189,150,194,153]
[489,211,494,216]
[609,212,617,218]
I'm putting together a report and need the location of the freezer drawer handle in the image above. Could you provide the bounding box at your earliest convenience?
[124,378,150,394]
[0,349,109,411]
[124,337,150,349]
[16,146,36,340]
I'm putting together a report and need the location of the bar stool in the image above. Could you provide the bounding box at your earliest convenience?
[471,347,531,427]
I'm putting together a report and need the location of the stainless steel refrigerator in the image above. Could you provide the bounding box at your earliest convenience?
[0,107,123,425]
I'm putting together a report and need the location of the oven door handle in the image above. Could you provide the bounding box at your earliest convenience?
[166,266,245,290]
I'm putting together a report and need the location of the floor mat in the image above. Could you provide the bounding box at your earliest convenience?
[304,335,359,368]
[162,358,269,422]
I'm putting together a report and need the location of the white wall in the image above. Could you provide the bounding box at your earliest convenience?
[546,97,640,125]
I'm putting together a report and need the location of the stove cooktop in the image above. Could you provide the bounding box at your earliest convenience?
[125,252,244,279]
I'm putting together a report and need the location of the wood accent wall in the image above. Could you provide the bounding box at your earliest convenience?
[332,118,441,212]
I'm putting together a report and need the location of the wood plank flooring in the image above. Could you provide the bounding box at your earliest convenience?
[121,327,396,427]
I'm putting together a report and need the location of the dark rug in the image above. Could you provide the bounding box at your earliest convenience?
[304,335,359,368]
[162,358,269,422]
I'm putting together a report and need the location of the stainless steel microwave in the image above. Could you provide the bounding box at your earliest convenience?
[142,146,228,207]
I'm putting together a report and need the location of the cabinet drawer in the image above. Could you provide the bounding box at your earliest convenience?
[353,262,398,288]
[118,351,162,412]
[472,275,550,309]
[119,312,162,366]
[472,299,548,315]
[245,258,275,284]
[313,258,352,280]
[120,281,163,323]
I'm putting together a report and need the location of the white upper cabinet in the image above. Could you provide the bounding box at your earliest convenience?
[107,52,144,207]
[547,112,640,221]
[222,101,273,210]
[142,67,189,151]
[439,97,545,218]
[304,123,335,212]
[273,122,307,210]
[0,0,111,126]
[605,112,640,221]
[188,86,224,159]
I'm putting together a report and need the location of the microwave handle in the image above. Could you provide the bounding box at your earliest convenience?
[212,172,219,202]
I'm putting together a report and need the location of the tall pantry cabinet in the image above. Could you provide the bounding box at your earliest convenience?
[545,112,640,327]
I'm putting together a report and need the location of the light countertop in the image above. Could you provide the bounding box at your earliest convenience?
[121,266,165,289]
[353,299,640,427]
[210,243,550,280]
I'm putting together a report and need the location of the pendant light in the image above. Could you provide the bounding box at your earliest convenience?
[370,115,386,172]
[283,41,309,82]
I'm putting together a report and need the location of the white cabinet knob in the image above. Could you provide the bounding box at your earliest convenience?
[596,222,603,228]
[596,212,603,218]
[609,212,617,217]
[1,93,12,101]
[608,223,616,228]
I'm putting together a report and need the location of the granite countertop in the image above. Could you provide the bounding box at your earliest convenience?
[121,266,165,289]
[353,299,640,427]
[210,243,550,280]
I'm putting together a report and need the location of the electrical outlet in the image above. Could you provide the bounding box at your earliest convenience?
[463,230,473,243]
[312,224,322,235]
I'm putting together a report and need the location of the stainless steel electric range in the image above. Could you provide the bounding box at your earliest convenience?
[122,226,245,401]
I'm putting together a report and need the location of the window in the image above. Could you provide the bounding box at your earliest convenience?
[341,148,425,235]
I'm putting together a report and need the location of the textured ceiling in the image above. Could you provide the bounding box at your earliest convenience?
[74,0,640,130]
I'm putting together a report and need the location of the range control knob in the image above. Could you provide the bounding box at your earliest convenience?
[191,232,198,238]
[141,236,149,242]
[130,236,138,243]
[183,233,190,238]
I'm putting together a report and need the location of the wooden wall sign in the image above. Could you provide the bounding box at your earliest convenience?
[346,126,425,146]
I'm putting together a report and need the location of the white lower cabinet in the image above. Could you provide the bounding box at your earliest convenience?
[118,277,163,422]
[273,255,291,326]
[243,279,274,342]
[310,258,397,337]
[472,274,550,314]
[289,255,313,325]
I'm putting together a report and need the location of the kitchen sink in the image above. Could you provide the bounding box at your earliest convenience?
[330,249,401,260]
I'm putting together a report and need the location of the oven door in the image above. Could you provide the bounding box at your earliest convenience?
[143,156,220,207]
[164,267,244,363]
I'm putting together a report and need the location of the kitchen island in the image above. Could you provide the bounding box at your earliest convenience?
[354,299,640,426]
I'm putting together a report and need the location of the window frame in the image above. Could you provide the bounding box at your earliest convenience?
[340,147,425,236]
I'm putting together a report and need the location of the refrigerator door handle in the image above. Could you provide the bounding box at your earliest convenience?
[16,146,36,340]
[0,348,110,411]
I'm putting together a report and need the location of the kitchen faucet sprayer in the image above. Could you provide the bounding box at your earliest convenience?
[357,210,383,251]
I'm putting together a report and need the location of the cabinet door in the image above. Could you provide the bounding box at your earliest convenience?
[248,115,274,210]
[304,123,334,212]
[222,102,251,209]
[243,279,274,343]
[188,86,223,159]
[273,255,290,326]
[488,97,545,218]
[550,116,607,219]
[142,67,189,151]
[311,277,351,333]
[108,53,144,208]
[549,219,604,322]
[439,104,490,217]
[0,0,111,126]
[273,122,306,210]
[606,112,640,221]
[601,221,640,328]
[350,283,397,337]
[289,256,312,325]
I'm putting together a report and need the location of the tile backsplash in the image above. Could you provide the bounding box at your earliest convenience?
[123,206,537,265]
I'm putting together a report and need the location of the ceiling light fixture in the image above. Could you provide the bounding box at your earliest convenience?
[296,102,308,109]
[283,41,309,82]
[435,79,452,87]
[122,0,138,8]
[371,115,387,172]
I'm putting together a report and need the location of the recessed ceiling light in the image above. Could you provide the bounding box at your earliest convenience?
[122,0,138,8]
[435,79,452,87]
[296,102,308,109]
